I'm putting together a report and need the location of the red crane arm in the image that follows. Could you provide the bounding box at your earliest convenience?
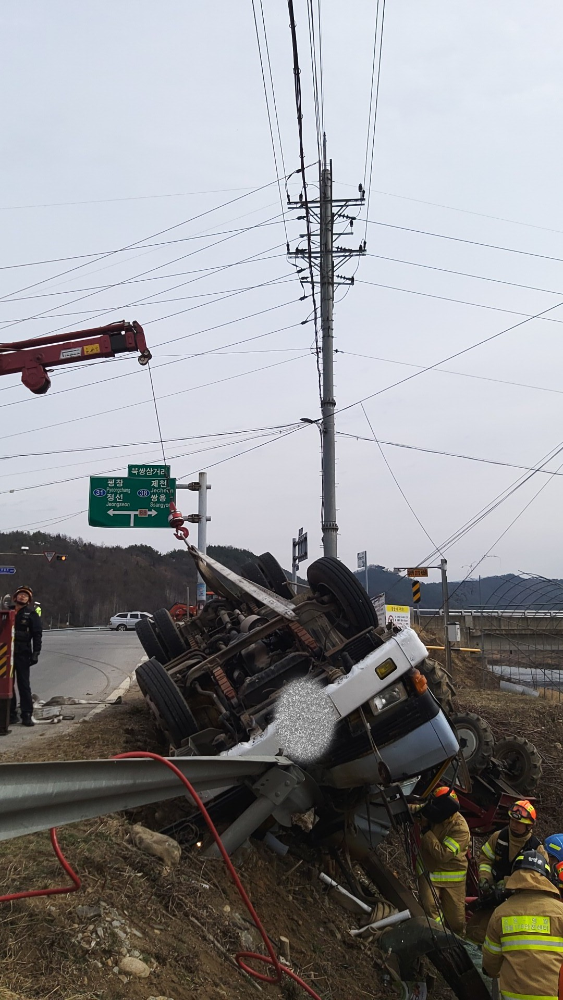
[0,321,151,394]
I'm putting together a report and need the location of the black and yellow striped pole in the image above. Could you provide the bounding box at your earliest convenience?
[411,580,421,604]
[0,609,14,734]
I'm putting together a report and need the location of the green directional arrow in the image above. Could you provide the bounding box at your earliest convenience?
[88,476,176,528]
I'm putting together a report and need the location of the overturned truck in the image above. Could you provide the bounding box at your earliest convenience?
[134,549,540,1000]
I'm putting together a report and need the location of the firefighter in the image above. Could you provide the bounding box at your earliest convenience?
[478,800,547,892]
[413,786,470,935]
[544,835,563,893]
[10,586,42,727]
[483,849,563,998]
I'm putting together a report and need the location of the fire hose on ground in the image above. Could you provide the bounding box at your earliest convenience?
[0,750,324,999]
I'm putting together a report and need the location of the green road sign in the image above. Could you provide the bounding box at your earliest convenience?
[128,463,170,478]
[89,475,176,528]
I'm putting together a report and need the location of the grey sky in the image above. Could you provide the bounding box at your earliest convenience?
[1,1,563,584]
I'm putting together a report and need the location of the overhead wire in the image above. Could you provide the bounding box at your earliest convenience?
[0,353,310,442]
[251,0,289,242]
[0,175,293,303]
[335,349,563,399]
[363,217,563,267]
[355,277,563,326]
[337,431,563,478]
[333,291,563,418]
[360,402,443,555]
[363,0,387,241]
[287,0,323,412]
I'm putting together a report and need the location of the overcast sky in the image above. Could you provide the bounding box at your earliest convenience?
[1,1,563,584]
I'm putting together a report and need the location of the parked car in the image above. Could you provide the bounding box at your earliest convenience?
[109,611,152,631]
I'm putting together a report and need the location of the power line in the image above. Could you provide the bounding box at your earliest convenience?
[334,292,563,418]
[338,430,563,477]
[366,252,563,299]
[363,0,387,240]
[360,402,443,554]
[0,423,300,462]
[287,0,323,409]
[0,187,261,212]
[0,353,309,443]
[362,187,563,239]
[0,176,292,303]
[251,0,289,242]
[335,349,563,399]
[0,213,288,333]
[364,217,563,266]
[355,277,563,326]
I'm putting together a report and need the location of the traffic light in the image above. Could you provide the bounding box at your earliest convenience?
[56,554,67,561]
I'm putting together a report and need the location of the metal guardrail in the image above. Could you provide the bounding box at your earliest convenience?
[419,609,563,618]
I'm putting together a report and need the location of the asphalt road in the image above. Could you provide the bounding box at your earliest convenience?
[31,629,142,703]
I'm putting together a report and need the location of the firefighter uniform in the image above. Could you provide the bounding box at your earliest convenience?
[11,592,42,725]
[483,858,563,1000]
[478,828,546,888]
[417,806,470,935]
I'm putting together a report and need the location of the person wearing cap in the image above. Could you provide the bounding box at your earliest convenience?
[10,586,42,727]
[483,849,563,999]
[413,785,470,935]
[544,835,563,894]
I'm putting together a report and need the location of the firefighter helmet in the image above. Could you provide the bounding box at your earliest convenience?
[508,799,537,825]
[13,586,33,602]
[512,850,551,879]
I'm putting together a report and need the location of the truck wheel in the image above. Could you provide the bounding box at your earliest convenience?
[451,712,494,775]
[153,608,187,659]
[494,736,543,795]
[241,560,270,589]
[136,657,198,746]
[420,658,456,717]
[257,552,294,599]
[307,556,378,639]
[135,618,169,665]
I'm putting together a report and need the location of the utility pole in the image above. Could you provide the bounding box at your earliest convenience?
[288,137,365,559]
[441,557,452,676]
[181,472,211,609]
[320,138,337,558]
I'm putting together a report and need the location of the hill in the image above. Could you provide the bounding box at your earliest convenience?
[0,531,264,628]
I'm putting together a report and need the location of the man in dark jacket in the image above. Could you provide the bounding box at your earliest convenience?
[10,586,42,727]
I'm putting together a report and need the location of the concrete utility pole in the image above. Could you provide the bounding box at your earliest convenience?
[320,138,337,558]
[440,558,452,675]
[180,472,211,609]
[288,137,365,559]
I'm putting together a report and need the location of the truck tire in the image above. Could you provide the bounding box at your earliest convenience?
[494,736,543,795]
[451,712,494,775]
[135,618,169,665]
[153,608,187,660]
[307,556,378,639]
[241,560,270,590]
[257,552,294,599]
[420,658,456,717]
[136,657,198,746]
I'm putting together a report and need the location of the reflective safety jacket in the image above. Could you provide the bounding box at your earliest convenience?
[416,811,470,886]
[479,828,545,885]
[483,869,563,1000]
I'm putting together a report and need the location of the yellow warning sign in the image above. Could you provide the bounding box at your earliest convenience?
[84,343,101,356]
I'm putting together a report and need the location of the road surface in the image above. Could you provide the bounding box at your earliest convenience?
[1,628,143,754]
[32,629,141,703]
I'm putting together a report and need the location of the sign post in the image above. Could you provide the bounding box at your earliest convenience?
[292,528,308,588]
[357,551,368,595]
[89,476,176,528]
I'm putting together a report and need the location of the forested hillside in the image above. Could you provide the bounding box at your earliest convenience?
[1,530,558,627]
[0,532,261,627]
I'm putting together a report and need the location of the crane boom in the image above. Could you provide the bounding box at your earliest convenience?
[0,320,151,394]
